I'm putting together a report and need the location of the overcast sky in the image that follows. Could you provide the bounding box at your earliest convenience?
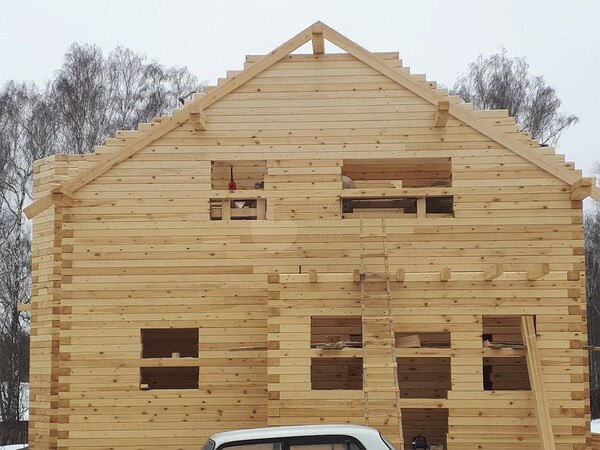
[1,0,598,178]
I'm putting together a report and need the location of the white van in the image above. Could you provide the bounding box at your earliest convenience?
[202,425,397,450]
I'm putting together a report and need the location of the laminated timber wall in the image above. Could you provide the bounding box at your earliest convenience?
[29,155,71,447]
[27,48,591,449]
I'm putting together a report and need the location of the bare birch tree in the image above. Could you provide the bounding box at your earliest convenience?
[452,50,578,146]
[586,163,600,418]
[0,44,204,444]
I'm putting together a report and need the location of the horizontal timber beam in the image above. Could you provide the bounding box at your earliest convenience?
[527,263,550,281]
[484,264,503,281]
[571,177,595,200]
[276,267,568,284]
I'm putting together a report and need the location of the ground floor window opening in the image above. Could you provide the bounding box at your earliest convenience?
[401,408,448,450]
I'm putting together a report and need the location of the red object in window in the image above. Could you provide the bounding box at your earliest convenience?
[228,166,237,191]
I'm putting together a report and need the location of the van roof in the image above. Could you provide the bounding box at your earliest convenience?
[209,424,381,446]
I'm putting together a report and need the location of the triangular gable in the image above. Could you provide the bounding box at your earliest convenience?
[25,21,597,218]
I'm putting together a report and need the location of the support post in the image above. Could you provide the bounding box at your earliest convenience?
[521,316,556,450]
[311,23,325,54]
[221,199,231,220]
[257,198,266,220]
[416,197,426,218]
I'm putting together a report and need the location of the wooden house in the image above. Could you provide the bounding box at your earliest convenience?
[24,22,600,449]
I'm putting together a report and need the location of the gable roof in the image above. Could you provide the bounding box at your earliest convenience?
[24,21,597,218]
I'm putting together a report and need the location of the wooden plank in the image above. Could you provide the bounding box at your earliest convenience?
[521,316,556,450]
[24,194,54,219]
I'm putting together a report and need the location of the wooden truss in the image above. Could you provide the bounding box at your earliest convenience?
[24,21,598,219]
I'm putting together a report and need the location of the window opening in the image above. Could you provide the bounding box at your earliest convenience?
[311,316,362,349]
[342,157,451,188]
[341,158,453,219]
[483,357,530,391]
[401,408,448,450]
[140,328,199,390]
[481,317,530,390]
[210,198,266,220]
[395,332,450,348]
[211,160,267,190]
[482,316,525,348]
[141,328,198,358]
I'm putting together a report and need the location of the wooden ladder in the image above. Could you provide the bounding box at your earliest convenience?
[359,218,403,446]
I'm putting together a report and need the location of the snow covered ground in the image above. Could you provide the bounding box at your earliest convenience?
[0,446,28,449]
[592,418,600,433]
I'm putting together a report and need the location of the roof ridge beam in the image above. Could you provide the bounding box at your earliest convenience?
[312,23,325,54]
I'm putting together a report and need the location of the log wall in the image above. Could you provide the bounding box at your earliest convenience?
[28,52,590,449]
